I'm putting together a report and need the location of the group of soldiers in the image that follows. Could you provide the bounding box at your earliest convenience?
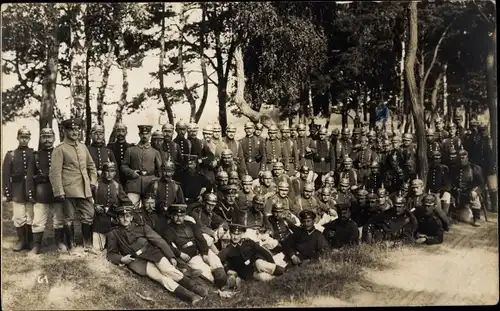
[2,114,496,305]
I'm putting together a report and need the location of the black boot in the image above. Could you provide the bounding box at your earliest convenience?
[273,265,286,276]
[25,225,33,250]
[81,223,93,248]
[212,267,228,289]
[13,226,25,252]
[54,228,68,251]
[29,232,44,255]
[489,190,498,213]
[173,285,202,306]
[472,209,481,227]
[64,224,74,250]
[177,277,209,298]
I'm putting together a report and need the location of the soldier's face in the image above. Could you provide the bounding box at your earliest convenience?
[245,128,254,137]
[371,167,379,174]
[163,130,173,140]
[352,133,360,141]
[460,154,468,166]
[449,128,456,136]
[298,129,306,137]
[40,135,55,149]
[344,162,352,170]
[65,127,80,141]
[117,213,133,227]
[325,180,334,188]
[203,132,212,142]
[290,130,297,139]
[230,232,242,244]
[395,203,406,215]
[357,197,367,205]
[229,176,239,185]
[225,193,236,205]
[18,135,31,147]
[369,199,378,209]
[92,131,105,144]
[300,171,309,180]
[139,132,151,143]
[392,141,401,149]
[253,202,264,212]
[222,155,232,164]
[269,132,277,140]
[187,160,197,172]
[242,184,252,193]
[360,138,368,148]
[273,168,283,176]
[263,177,272,187]
[436,123,444,131]
[432,156,441,163]
[303,189,313,199]
[172,213,185,225]
[255,129,262,137]
[273,210,285,219]
[384,142,392,152]
[227,131,235,139]
[339,209,350,221]
[320,193,330,202]
[424,203,434,215]
[218,178,228,186]
[116,128,127,140]
[188,129,198,138]
[449,154,457,164]
[319,133,327,141]
[143,199,156,211]
[281,131,290,139]
[340,184,349,193]
[212,130,221,139]
[177,128,187,136]
[411,185,423,196]
[378,195,386,205]
[278,188,288,198]
[103,169,116,181]
[300,218,315,230]
[152,138,163,149]
[204,201,216,213]
[163,168,175,179]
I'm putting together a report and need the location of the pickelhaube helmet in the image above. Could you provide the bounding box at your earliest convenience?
[299,165,310,173]
[324,175,335,184]
[255,123,264,130]
[244,122,255,129]
[340,177,350,186]
[367,190,378,201]
[216,170,229,180]
[40,124,54,136]
[102,162,116,171]
[403,133,413,141]
[162,123,174,131]
[356,186,369,198]
[268,124,278,133]
[176,120,188,129]
[426,127,435,135]
[377,184,387,197]
[212,123,221,131]
[252,194,266,205]
[278,181,290,190]
[188,123,199,131]
[228,170,239,180]
[393,193,407,205]
[273,162,285,170]
[92,124,105,134]
[423,192,436,205]
[297,124,306,131]
[227,124,237,132]
[202,124,213,133]
[162,160,176,171]
[261,170,273,178]
[319,127,328,135]
[319,187,331,195]
[342,127,350,135]
[152,130,164,140]
[204,192,217,204]
[221,149,233,157]
[114,122,127,130]
[303,183,315,192]
[280,125,290,132]
[435,116,443,124]
[241,175,253,184]
[17,126,31,137]
[391,135,402,143]
[343,157,353,164]
[332,128,340,136]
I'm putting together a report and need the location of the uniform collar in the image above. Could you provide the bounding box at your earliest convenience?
[63,138,79,146]
[17,145,30,150]
[137,142,151,149]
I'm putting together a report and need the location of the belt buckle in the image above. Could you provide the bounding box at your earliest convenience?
[248,159,252,163]
[97,170,102,176]
[320,158,325,162]
[141,171,147,176]
[271,159,277,163]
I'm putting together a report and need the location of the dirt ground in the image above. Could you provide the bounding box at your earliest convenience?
[281,213,499,307]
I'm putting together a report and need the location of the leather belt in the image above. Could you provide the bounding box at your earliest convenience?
[10,175,26,183]
[140,171,152,176]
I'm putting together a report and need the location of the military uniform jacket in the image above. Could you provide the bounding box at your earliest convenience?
[158,221,209,258]
[310,140,336,173]
[253,182,277,201]
[335,168,358,187]
[282,227,330,261]
[427,163,451,193]
[225,138,245,164]
[296,136,313,165]
[353,148,378,170]
[386,149,405,172]
[177,170,213,201]
[2,146,35,202]
[212,138,228,159]
[87,143,116,174]
[214,201,237,224]
[350,202,377,227]
[161,140,183,166]
[173,135,192,157]
[413,209,448,239]
[49,139,98,198]
[406,194,442,213]
[472,136,496,175]
[239,136,264,179]
[149,178,185,212]
[364,173,384,192]
[363,209,418,243]
[32,148,55,203]
[323,218,360,249]
[291,177,308,197]
[336,191,356,207]
[281,139,299,169]
[262,139,283,166]
[189,137,204,157]
[190,207,226,236]
[218,239,275,280]
[435,129,449,142]
[94,178,132,234]
[264,194,295,216]
[266,215,296,242]
[400,144,417,163]
[108,141,134,184]
[236,190,254,211]
[451,164,484,194]
[121,143,162,194]
[106,224,176,274]
[293,195,323,215]
[442,136,461,159]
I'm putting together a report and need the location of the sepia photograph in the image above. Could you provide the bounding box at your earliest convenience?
[1,1,498,309]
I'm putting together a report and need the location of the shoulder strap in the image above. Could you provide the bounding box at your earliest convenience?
[34,152,40,171]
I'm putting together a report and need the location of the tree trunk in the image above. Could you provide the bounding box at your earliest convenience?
[158,2,175,124]
[430,69,444,124]
[341,104,348,128]
[96,45,114,126]
[405,1,428,186]
[108,66,129,144]
[85,48,91,145]
[487,26,497,179]
[40,7,60,147]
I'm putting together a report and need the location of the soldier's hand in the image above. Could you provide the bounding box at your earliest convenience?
[29,198,37,204]
[306,147,312,153]
[202,254,210,264]
[94,204,105,214]
[54,195,65,202]
[291,255,301,265]
[132,170,141,179]
[4,196,12,202]
[170,258,178,267]
[120,254,135,264]
[180,252,191,262]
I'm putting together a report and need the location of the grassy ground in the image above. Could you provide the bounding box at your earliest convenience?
[2,203,393,309]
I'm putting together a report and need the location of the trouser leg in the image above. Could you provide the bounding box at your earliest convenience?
[156,257,209,298]
[75,198,95,248]
[187,255,214,283]
[32,203,50,233]
[92,232,106,251]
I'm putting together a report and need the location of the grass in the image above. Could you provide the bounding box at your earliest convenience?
[1,203,393,309]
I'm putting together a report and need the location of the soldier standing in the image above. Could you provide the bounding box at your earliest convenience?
[121,125,162,208]
[49,119,98,251]
[254,123,266,141]
[92,162,131,251]
[427,150,452,214]
[262,124,283,171]
[473,125,497,213]
[310,127,336,190]
[291,165,313,196]
[211,123,228,159]
[225,124,244,166]
[107,123,135,186]
[236,175,255,212]
[400,133,416,163]
[216,149,245,180]
[293,183,323,216]
[148,161,186,214]
[173,120,192,160]
[31,125,67,254]
[434,116,449,142]
[365,161,384,192]
[280,125,299,177]
[151,130,164,151]
[177,155,213,211]
[3,126,36,251]
[198,125,217,183]
[87,124,117,179]
[335,157,358,188]
[296,124,314,168]
[239,122,264,180]
[264,181,297,218]
[161,123,183,166]
[187,123,203,157]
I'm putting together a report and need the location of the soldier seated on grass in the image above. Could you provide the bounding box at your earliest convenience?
[106,205,208,306]
[414,193,450,245]
[323,203,360,249]
[218,224,286,282]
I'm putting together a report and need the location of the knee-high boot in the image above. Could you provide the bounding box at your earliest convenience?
[64,224,74,250]
[471,209,481,227]
[29,232,44,255]
[54,228,68,251]
[25,225,33,250]
[212,267,228,289]
[13,225,26,252]
[177,277,209,298]
[173,285,202,306]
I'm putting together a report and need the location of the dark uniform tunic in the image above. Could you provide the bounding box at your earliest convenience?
[190,207,227,237]
[413,208,448,245]
[177,170,213,206]
[239,136,265,179]
[400,144,417,163]
[323,218,360,249]
[121,143,162,194]
[214,201,237,224]
[87,143,116,177]
[310,140,336,175]
[351,203,379,227]
[450,164,484,208]
[158,221,209,258]
[262,139,284,170]
[266,215,296,243]
[281,138,299,176]
[173,135,191,157]
[294,195,323,215]
[335,168,359,188]
[427,163,451,195]
[264,195,295,216]
[225,138,245,165]
[362,208,418,244]
[199,141,217,182]
[218,239,275,280]
[107,141,134,185]
[32,148,55,203]
[189,137,205,157]
[93,179,131,233]
[160,140,183,168]
[106,223,176,276]
[282,227,330,261]
[296,136,313,168]
[149,179,185,213]
[2,146,35,202]
[353,147,378,181]
[236,191,254,212]
[365,172,384,192]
